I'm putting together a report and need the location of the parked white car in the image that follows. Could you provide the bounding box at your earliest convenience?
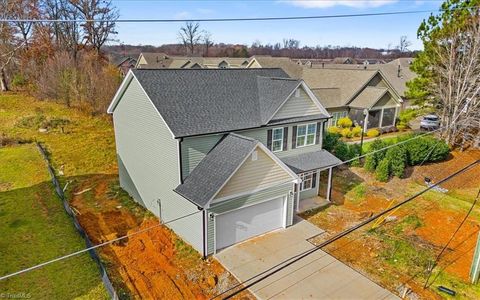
[420,114,440,130]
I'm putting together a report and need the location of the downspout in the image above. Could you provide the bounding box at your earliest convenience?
[202,209,207,259]
[178,137,184,184]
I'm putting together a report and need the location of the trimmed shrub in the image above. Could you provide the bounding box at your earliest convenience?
[375,158,390,182]
[403,136,450,166]
[340,128,353,138]
[334,141,351,161]
[364,139,387,172]
[385,146,407,178]
[429,140,450,162]
[328,126,341,134]
[323,132,341,152]
[352,126,362,137]
[338,117,353,128]
[367,128,380,138]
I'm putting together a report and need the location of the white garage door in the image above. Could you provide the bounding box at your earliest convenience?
[215,196,285,251]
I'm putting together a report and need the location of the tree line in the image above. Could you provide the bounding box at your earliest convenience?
[0,0,120,113]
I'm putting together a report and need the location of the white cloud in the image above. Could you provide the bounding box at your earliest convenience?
[174,11,191,19]
[284,0,398,8]
[197,8,214,14]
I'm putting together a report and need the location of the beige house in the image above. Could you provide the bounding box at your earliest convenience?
[248,56,403,130]
[136,52,250,69]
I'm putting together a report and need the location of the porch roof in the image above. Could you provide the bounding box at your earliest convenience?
[280,150,342,173]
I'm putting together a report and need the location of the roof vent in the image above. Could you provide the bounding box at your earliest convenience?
[251,150,258,161]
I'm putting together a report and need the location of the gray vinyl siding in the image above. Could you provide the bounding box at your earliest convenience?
[300,186,319,200]
[272,88,322,120]
[181,123,326,177]
[206,182,293,255]
[181,134,222,178]
[118,154,142,204]
[112,78,204,253]
[238,125,324,159]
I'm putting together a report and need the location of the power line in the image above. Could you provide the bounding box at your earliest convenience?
[0,209,202,282]
[213,159,480,299]
[0,122,462,283]
[424,188,480,288]
[0,9,442,23]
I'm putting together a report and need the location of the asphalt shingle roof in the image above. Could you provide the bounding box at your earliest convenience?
[132,68,313,137]
[251,56,303,79]
[348,86,388,109]
[280,150,342,173]
[174,134,258,207]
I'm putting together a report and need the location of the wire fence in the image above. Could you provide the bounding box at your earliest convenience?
[35,142,118,300]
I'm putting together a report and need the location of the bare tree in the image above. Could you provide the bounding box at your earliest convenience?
[397,35,412,53]
[429,18,480,148]
[70,0,119,54]
[203,31,213,57]
[0,0,17,91]
[178,22,203,54]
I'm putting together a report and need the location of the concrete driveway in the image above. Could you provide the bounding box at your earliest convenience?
[215,218,399,300]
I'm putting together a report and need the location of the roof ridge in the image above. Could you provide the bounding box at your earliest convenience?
[228,133,258,142]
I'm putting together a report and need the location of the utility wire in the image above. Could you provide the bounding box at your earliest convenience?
[0,122,462,283]
[423,188,480,288]
[0,209,201,282]
[0,9,450,23]
[213,159,480,299]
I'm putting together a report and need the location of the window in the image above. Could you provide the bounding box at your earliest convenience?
[300,172,314,191]
[328,111,348,127]
[381,107,396,127]
[271,128,284,152]
[296,123,316,147]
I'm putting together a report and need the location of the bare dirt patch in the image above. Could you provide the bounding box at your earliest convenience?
[302,150,480,299]
[70,174,253,299]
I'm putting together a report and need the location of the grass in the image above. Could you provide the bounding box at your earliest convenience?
[0,93,116,176]
[0,144,108,299]
[345,182,367,203]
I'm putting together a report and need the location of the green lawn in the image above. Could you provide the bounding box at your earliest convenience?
[0,144,108,299]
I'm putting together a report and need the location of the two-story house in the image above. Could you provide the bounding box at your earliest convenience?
[107,68,341,257]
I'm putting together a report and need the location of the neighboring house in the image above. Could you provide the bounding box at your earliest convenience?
[107,68,341,257]
[247,56,303,79]
[248,57,403,130]
[135,52,249,69]
[115,56,137,77]
[303,68,403,130]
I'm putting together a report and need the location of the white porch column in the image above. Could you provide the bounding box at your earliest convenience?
[326,167,333,202]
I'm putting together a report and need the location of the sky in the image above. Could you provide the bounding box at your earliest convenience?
[111,0,445,50]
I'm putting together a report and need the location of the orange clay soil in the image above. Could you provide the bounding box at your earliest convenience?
[302,150,480,299]
[70,174,253,300]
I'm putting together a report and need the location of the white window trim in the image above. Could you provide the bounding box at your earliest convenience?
[296,123,317,148]
[271,127,284,152]
[300,171,314,191]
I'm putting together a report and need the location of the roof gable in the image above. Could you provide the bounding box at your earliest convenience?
[174,134,298,207]
[271,85,325,120]
[214,143,294,201]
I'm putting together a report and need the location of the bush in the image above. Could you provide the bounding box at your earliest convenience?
[334,141,351,161]
[337,117,353,128]
[328,126,341,134]
[385,146,407,178]
[375,158,390,182]
[396,123,408,131]
[340,128,353,138]
[11,73,27,89]
[364,139,387,172]
[399,108,417,125]
[323,132,341,151]
[367,128,380,137]
[403,136,450,166]
[352,126,362,137]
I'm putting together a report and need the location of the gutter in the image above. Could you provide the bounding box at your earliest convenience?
[173,116,331,139]
[178,137,184,184]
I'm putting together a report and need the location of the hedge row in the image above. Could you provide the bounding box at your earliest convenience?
[364,135,450,182]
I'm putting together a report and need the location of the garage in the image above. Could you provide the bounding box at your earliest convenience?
[215,196,286,251]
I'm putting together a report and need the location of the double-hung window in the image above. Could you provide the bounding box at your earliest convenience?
[300,172,314,191]
[296,123,316,148]
[271,128,284,152]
